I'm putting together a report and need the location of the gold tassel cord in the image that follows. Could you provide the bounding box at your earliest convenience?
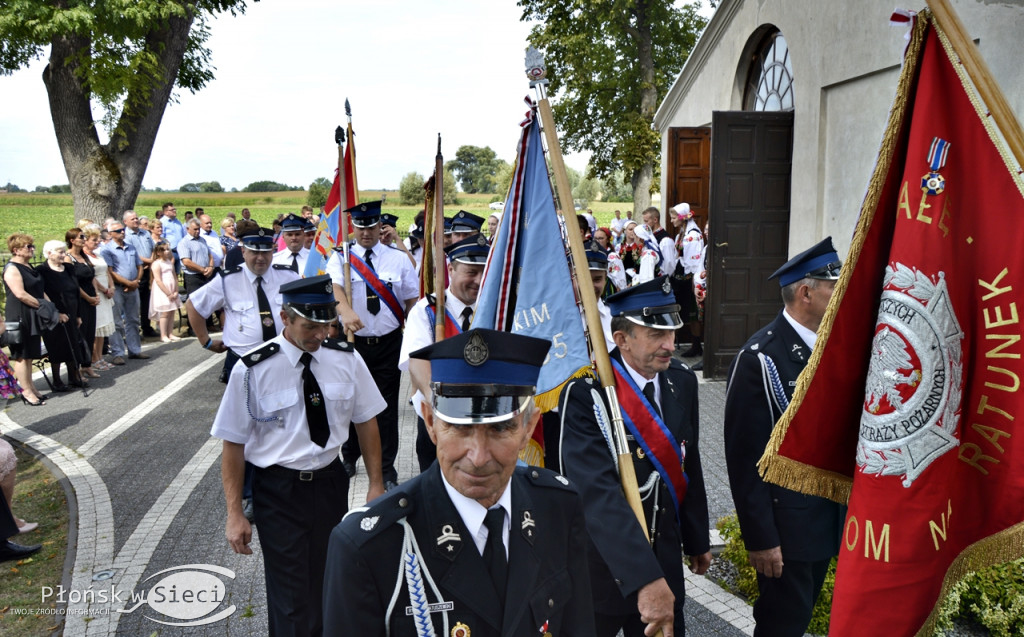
[533,365,593,414]
[757,12,930,504]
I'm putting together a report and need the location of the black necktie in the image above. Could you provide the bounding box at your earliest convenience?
[643,381,662,419]
[290,252,299,272]
[460,307,473,332]
[483,507,507,603]
[255,276,276,342]
[364,249,380,315]
[300,352,330,447]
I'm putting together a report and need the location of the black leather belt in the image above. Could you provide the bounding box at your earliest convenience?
[260,458,342,482]
[354,329,401,346]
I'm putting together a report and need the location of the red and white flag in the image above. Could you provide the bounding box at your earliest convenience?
[759,12,1024,636]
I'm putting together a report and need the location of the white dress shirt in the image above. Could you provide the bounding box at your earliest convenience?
[272,246,310,274]
[189,264,299,351]
[211,334,386,470]
[326,241,419,337]
[440,467,511,558]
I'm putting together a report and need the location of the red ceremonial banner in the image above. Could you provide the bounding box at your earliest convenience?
[759,12,1024,636]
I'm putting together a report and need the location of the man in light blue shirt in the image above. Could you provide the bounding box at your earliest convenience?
[101,221,149,364]
[160,202,186,273]
[124,210,157,338]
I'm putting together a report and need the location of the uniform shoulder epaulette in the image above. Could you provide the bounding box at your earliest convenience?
[271,263,293,271]
[339,488,416,546]
[743,323,780,353]
[519,465,578,493]
[220,266,242,277]
[241,341,280,367]
[322,338,353,353]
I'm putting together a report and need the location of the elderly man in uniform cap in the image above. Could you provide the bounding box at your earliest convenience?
[723,237,846,637]
[400,234,490,473]
[323,328,595,636]
[450,210,485,243]
[272,213,310,273]
[559,276,711,637]
[328,201,419,490]
[212,274,385,637]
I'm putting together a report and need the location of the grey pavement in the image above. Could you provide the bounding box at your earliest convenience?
[1,336,752,636]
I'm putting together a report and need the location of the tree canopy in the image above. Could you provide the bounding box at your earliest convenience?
[307,177,331,209]
[445,145,509,194]
[399,170,457,206]
[519,0,707,212]
[0,0,255,221]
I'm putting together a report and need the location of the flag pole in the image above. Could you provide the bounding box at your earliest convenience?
[925,0,1024,171]
[335,122,354,343]
[433,134,447,342]
[526,49,651,542]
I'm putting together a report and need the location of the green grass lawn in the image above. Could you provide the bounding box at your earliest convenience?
[0,445,70,636]
[0,190,636,252]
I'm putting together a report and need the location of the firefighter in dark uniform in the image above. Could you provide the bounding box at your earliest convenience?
[323,329,596,637]
[212,275,385,637]
[559,276,711,637]
[724,237,846,637]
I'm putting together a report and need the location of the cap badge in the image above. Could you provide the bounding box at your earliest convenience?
[662,278,672,294]
[463,332,489,367]
[359,204,367,212]
[324,280,332,293]
[360,516,379,532]
[476,234,488,247]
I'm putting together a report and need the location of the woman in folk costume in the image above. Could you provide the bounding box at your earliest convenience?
[671,203,706,359]
[617,220,644,277]
[630,223,663,285]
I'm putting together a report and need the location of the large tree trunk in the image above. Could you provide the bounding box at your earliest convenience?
[42,14,196,224]
[628,0,657,216]
[631,165,653,213]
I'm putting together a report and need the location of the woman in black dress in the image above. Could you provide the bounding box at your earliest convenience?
[36,240,90,391]
[65,228,101,379]
[2,233,47,405]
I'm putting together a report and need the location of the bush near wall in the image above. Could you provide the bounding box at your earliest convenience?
[716,515,835,635]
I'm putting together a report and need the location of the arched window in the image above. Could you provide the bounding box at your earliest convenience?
[743,31,794,111]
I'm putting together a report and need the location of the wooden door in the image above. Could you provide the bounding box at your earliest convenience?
[665,127,711,236]
[704,111,793,379]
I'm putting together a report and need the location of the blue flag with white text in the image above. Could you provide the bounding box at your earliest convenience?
[474,99,591,415]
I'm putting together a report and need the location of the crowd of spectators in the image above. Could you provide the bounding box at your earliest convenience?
[0,206,255,393]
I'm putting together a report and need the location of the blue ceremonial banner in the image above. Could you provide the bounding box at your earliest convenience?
[474,99,591,412]
[304,178,342,277]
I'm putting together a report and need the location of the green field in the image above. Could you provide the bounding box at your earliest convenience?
[0,190,635,251]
